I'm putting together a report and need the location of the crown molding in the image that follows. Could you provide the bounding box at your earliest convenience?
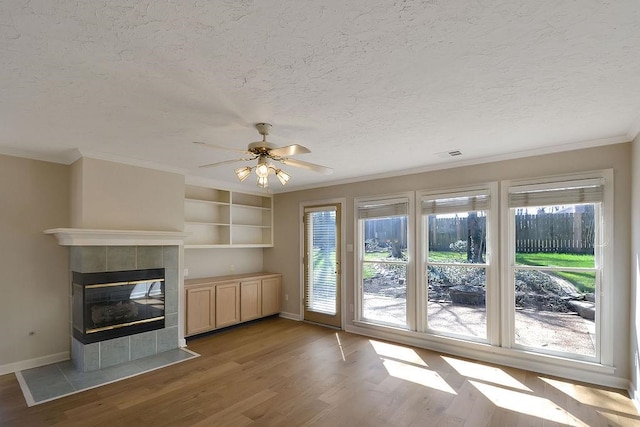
[76,149,189,175]
[627,115,640,141]
[0,146,79,165]
[277,134,631,194]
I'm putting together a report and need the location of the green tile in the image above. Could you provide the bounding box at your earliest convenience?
[106,246,136,271]
[137,246,163,269]
[99,336,130,369]
[130,331,157,360]
[70,246,106,273]
[163,246,179,269]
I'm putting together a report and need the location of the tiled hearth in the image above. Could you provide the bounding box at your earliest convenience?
[70,245,179,372]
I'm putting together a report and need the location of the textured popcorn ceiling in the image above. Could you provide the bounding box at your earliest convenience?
[1,1,639,191]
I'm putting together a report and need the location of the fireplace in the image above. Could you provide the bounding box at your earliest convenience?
[72,268,165,344]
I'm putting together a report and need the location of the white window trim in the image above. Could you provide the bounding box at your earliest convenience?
[500,169,614,366]
[354,192,415,330]
[416,183,500,345]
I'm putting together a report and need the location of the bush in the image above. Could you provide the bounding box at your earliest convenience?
[449,240,467,254]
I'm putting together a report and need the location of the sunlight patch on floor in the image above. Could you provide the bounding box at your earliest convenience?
[368,339,455,394]
[382,359,457,394]
[441,355,530,391]
[335,333,346,361]
[470,380,588,426]
[369,340,428,366]
[540,376,636,413]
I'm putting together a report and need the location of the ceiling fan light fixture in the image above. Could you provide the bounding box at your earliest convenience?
[275,169,290,186]
[257,175,269,188]
[255,157,270,178]
[197,123,332,190]
[234,166,253,182]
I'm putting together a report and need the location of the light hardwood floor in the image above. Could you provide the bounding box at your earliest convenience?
[1,317,638,426]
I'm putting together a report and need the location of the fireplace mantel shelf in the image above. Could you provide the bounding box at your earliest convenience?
[44,228,189,246]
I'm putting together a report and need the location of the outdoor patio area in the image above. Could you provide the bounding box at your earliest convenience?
[363,294,596,356]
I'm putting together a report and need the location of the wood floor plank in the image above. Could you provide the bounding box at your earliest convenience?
[1,317,638,426]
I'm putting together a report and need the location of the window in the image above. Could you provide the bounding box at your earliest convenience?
[505,175,609,362]
[350,171,612,374]
[356,196,411,328]
[420,188,494,341]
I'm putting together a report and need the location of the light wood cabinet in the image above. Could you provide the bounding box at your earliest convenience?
[261,276,281,316]
[185,273,281,337]
[185,284,215,336]
[184,184,273,248]
[215,282,240,328]
[240,279,262,322]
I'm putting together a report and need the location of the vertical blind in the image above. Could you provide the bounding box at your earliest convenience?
[304,207,337,314]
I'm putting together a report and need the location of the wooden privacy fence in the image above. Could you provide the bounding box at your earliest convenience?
[514,211,595,254]
[428,210,595,254]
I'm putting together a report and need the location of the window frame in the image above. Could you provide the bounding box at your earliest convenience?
[500,170,614,365]
[354,192,415,330]
[417,183,499,345]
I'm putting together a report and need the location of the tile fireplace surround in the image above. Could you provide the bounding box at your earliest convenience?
[70,245,179,372]
[46,229,187,373]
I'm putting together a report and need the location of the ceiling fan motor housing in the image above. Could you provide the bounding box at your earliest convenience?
[248,141,278,155]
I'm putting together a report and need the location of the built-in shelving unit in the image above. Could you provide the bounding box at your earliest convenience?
[184,185,273,248]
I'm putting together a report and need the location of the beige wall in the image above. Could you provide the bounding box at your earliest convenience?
[631,134,640,403]
[0,154,70,370]
[184,248,264,279]
[265,142,632,381]
[71,157,184,231]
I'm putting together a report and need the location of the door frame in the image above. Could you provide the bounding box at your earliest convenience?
[299,198,346,329]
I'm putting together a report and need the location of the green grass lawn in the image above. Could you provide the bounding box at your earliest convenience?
[515,252,595,269]
[427,251,468,263]
[362,251,406,279]
[516,252,595,293]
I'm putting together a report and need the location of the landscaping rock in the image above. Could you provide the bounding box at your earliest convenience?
[566,300,595,320]
[449,285,485,306]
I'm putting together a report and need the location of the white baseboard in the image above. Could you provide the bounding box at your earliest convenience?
[0,352,69,376]
[629,381,640,414]
[279,312,301,321]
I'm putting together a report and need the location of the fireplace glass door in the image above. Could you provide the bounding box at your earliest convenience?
[72,268,165,343]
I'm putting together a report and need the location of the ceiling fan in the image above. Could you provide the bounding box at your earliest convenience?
[194,123,333,188]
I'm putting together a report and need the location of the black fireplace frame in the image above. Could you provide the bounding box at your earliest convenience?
[72,268,165,344]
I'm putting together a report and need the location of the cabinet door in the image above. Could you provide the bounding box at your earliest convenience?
[186,285,215,336]
[241,279,262,322]
[261,276,281,316]
[216,282,241,328]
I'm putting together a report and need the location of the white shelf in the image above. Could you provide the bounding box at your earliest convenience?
[233,204,270,211]
[184,185,272,248]
[185,221,230,226]
[185,198,230,206]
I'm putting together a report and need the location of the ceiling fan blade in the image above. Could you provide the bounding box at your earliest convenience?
[268,144,311,157]
[199,158,253,168]
[193,141,251,155]
[280,158,333,175]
